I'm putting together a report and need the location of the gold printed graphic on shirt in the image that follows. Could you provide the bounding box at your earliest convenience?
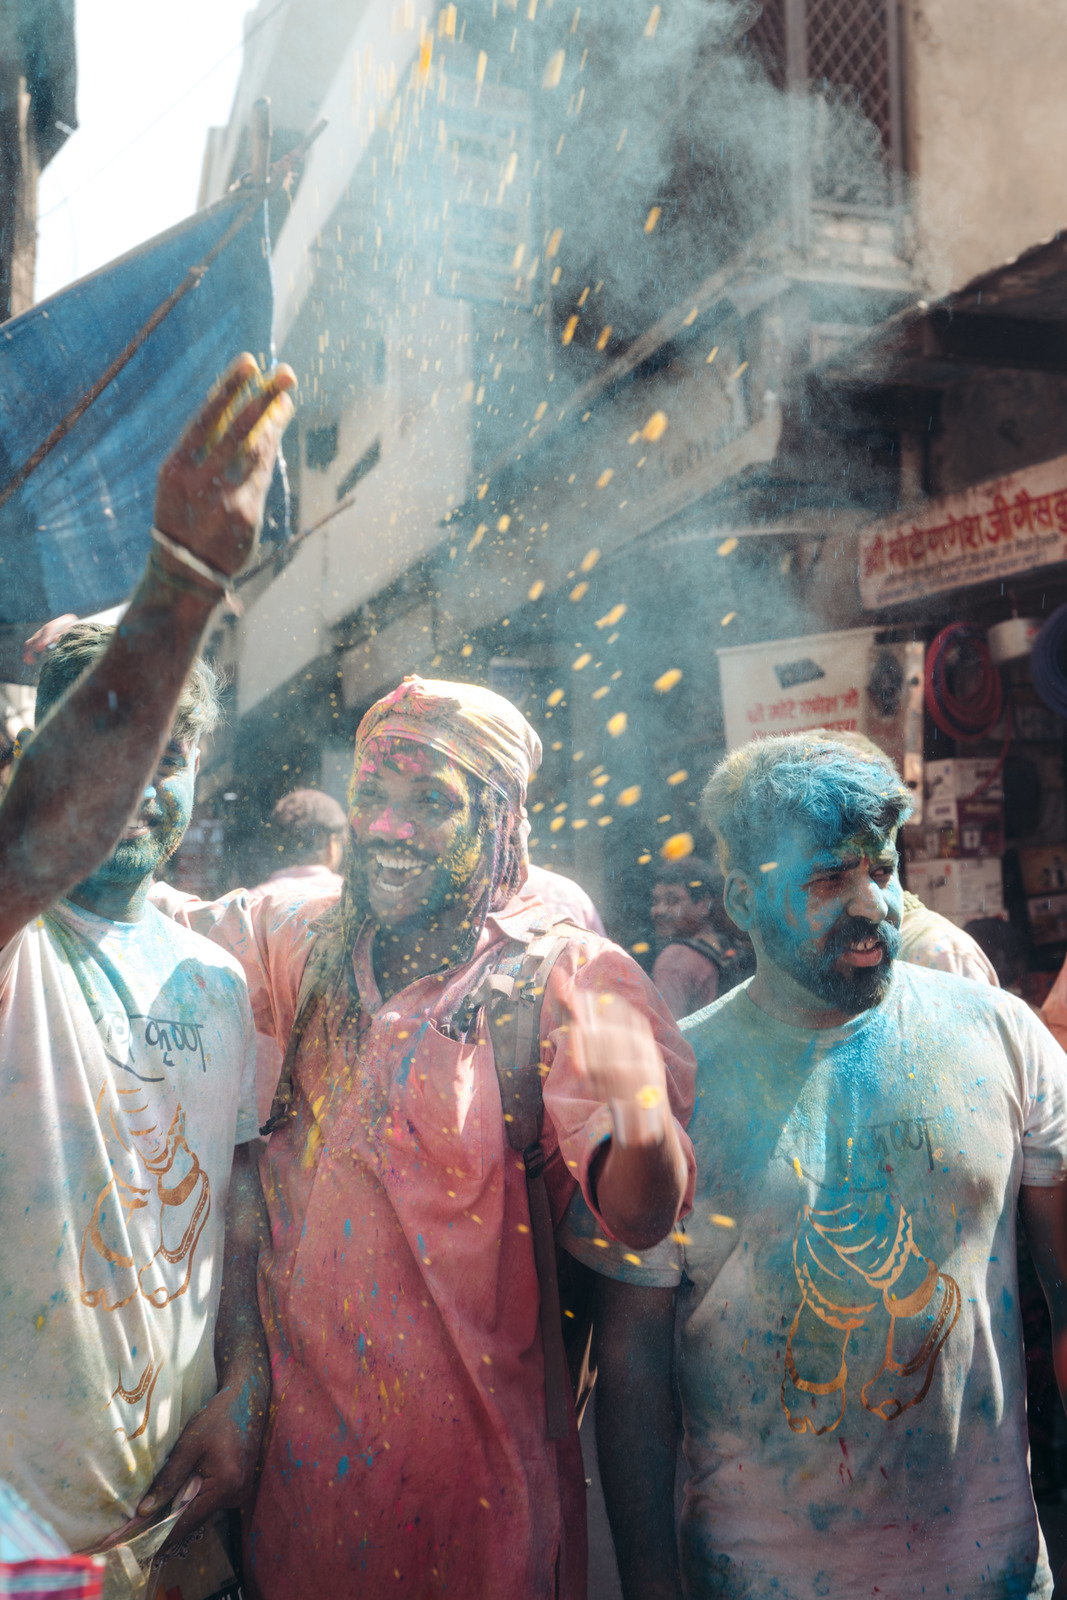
[79,1081,211,1441]
[781,1198,960,1436]
[107,1355,164,1442]
[80,1091,211,1313]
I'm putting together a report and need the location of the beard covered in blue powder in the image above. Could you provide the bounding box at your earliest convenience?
[756,903,901,1013]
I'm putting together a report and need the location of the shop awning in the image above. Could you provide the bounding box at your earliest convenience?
[824,228,1067,389]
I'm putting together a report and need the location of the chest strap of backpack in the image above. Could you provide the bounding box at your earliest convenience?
[464,925,578,1441]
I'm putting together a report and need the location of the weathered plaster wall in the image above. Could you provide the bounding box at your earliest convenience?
[905,0,1067,295]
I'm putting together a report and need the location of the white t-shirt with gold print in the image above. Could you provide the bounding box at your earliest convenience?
[0,898,257,1552]
[562,964,1067,1600]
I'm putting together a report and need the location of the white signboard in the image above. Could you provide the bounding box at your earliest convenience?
[718,626,878,750]
[717,626,925,818]
[859,452,1067,610]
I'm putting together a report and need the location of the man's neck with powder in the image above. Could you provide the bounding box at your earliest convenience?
[66,871,155,925]
[371,905,476,1003]
[747,960,877,1030]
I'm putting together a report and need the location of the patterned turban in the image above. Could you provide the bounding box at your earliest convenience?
[353,676,542,807]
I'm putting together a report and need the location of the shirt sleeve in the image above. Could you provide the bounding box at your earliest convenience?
[150,881,327,1047]
[1013,996,1067,1187]
[652,944,719,1020]
[557,1186,685,1286]
[538,931,697,1232]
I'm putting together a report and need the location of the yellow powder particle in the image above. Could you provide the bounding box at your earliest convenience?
[661,832,694,862]
[596,603,626,628]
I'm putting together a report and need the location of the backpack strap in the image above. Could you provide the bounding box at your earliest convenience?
[480,925,577,1440]
[668,934,726,969]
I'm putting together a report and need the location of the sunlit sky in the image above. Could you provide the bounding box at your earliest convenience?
[36,0,253,304]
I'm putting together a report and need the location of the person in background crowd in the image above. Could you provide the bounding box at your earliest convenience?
[526,858,607,935]
[0,355,294,1559]
[153,674,697,1600]
[576,734,1067,1600]
[260,786,346,894]
[811,726,999,985]
[650,856,754,1020]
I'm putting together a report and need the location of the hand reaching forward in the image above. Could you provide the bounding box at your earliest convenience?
[570,988,672,1148]
[154,352,296,581]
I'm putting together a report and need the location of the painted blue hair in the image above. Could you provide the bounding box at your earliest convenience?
[701,734,913,875]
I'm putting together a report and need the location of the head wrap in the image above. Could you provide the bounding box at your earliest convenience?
[351,676,542,920]
[352,676,542,806]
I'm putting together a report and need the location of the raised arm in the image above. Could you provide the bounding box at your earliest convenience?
[0,356,294,947]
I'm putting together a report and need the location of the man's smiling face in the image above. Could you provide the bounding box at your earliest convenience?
[80,736,198,890]
[752,823,903,1014]
[348,736,486,927]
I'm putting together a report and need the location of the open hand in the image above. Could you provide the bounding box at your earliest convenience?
[154,352,295,580]
[570,988,672,1147]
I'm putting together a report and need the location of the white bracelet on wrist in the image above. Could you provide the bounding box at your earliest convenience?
[150,526,234,600]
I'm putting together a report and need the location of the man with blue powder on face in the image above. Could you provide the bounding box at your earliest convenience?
[0,354,295,1562]
[567,734,1067,1600]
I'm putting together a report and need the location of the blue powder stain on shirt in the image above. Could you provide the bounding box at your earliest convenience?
[395,1019,432,1088]
[344,1218,351,1237]
[417,1233,426,1254]
[337,1455,349,1480]
[1002,1287,1014,1315]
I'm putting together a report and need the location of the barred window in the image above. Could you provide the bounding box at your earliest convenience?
[746,0,904,184]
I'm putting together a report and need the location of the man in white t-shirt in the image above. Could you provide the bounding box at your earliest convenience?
[0,354,294,1556]
[568,734,1067,1600]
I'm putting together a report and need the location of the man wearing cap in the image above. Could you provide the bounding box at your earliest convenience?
[156,674,696,1600]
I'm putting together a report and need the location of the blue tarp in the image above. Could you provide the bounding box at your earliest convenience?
[0,195,287,624]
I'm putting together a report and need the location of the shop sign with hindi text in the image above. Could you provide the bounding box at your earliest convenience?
[859,452,1067,609]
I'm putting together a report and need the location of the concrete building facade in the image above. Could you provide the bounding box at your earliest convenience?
[193,0,1067,932]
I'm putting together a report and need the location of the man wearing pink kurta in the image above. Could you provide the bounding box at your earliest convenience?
[159,676,696,1599]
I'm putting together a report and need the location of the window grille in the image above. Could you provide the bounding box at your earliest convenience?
[747,0,787,91]
[745,0,904,180]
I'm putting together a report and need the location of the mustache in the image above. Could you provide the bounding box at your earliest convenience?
[826,914,900,962]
